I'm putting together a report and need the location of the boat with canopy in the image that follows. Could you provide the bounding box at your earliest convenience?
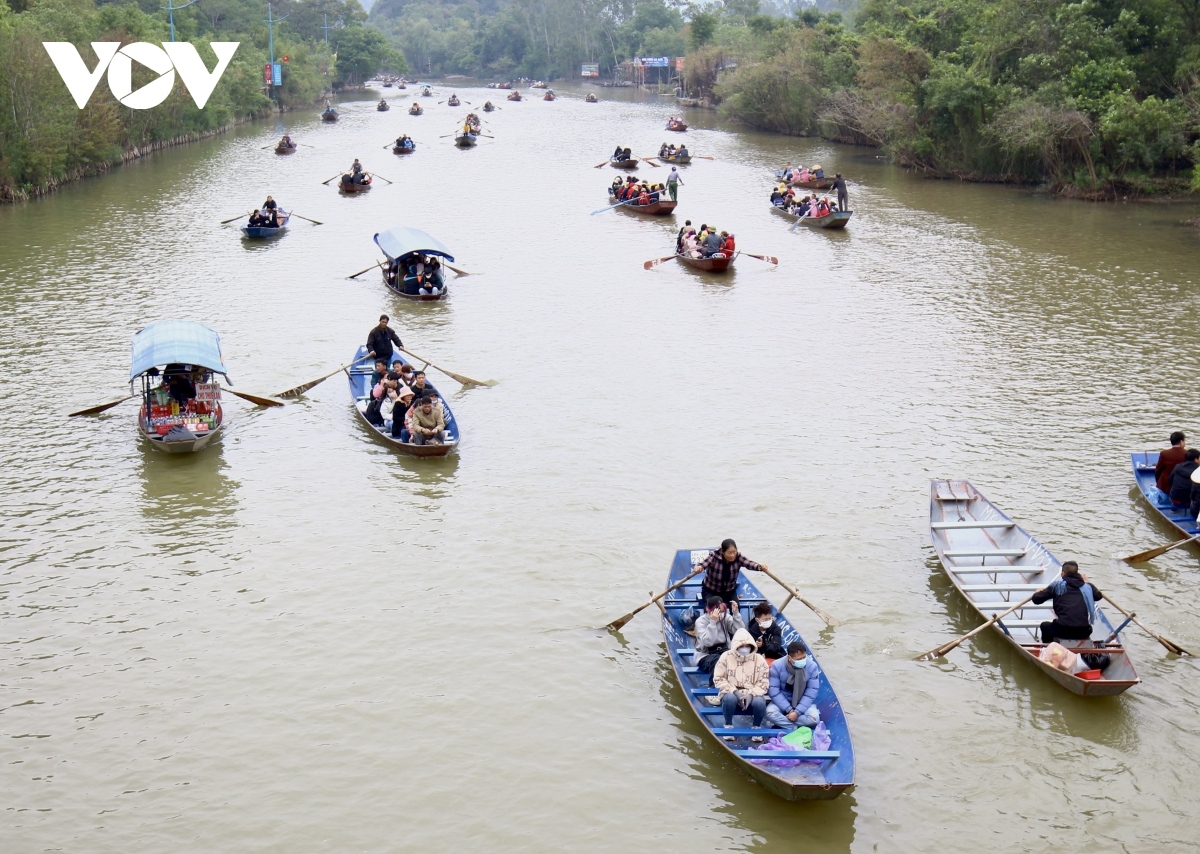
[130,321,228,453]
[374,227,455,301]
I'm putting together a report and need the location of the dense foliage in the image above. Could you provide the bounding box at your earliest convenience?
[0,0,405,200]
[700,0,1200,191]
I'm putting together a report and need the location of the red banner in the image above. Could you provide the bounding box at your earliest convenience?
[263,64,272,85]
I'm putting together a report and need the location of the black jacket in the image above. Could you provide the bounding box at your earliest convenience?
[1169,460,1200,504]
[748,620,786,659]
[1032,574,1103,627]
[366,326,402,361]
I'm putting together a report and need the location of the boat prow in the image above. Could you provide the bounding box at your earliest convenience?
[662,549,855,800]
[675,252,732,272]
[1130,451,1200,543]
[928,480,1140,695]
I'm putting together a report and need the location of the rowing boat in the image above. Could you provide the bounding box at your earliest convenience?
[321,107,338,122]
[543,92,556,101]
[772,171,834,189]
[339,175,372,193]
[607,191,677,216]
[374,226,453,301]
[455,132,477,148]
[131,320,228,454]
[675,252,732,272]
[657,152,691,164]
[275,144,297,155]
[347,346,460,458]
[666,121,687,131]
[409,104,423,115]
[662,548,855,800]
[770,204,852,230]
[241,211,290,238]
[507,91,522,101]
[377,100,390,111]
[393,142,416,154]
[610,158,638,169]
[1130,451,1199,541]
[928,480,1140,695]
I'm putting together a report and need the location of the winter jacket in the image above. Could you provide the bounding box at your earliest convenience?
[411,405,445,434]
[767,655,819,714]
[694,550,764,594]
[1168,460,1200,504]
[1032,573,1103,628]
[1157,445,1188,491]
[694,607,745,654]
[748,619,785,659]
[712,629,770,699]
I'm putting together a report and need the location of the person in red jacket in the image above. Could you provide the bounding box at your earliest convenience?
[722,231,735,255]
[1156,431,1188,492]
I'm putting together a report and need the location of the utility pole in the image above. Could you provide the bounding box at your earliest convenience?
[161,0,200,43]
[321,12,335,48]
[265,2,289,102]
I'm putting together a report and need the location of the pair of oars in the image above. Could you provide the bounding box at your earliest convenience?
[274,346,495,398]
[69,383,284,418]
[914,592,1192,660]
[219,210,322,225]
[259,142,313,149]
[605,566,836,632]
[346,258,473,279]
[592,156,656,168]
[322,171,394,186]
[643,252,778,270]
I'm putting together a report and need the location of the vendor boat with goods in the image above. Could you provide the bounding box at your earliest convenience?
[130,321,229,453]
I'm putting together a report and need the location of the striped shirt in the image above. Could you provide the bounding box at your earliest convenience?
[697,550,764,593]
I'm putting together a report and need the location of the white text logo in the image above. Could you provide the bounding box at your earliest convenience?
[42,42,240,109]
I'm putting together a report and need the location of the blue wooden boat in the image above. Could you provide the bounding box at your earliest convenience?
[1130,451,1199,541]
[374,226,453,301]
[929,480,1139,695]
[662,548,855,800]
[131,321,228,453]
[240,210,289,239]
[346,346,460,458]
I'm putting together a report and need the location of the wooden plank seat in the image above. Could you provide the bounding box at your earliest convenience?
[977,603,1051,609]
[714,728,803,738]
[946,567,1047,574]
[992,620,1045,628]
[931,521,1015,530]
[731,749,840,760]
[664,600,767,609]
[960,584,1045,592]
[689,687,718,695]
[944,549,1027,558]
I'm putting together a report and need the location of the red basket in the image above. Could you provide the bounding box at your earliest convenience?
[1079,669,1103,680]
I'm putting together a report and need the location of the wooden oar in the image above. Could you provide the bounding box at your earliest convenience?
[347,260,384,279]
[694,155,715,160]
[222,387,284,407]
[643,255,676,270]
[761,567,836,627]
[591,199,632,215]
[742,252,778,265]
[322,174,343,185]
[605,565,705,631]
[274,353,375,399]
[298,143,315,148]
[397,347,494,388]
[220,210,252,224]
[289,212,323,225]
[366,172,393,185]
[915,595,1037,660]
[443,262,472,277]
[593,159,610,168]
[69,395,134,417]
[1102,594,1192,655]
[642,157,661,167]
[1121,534,1200,563]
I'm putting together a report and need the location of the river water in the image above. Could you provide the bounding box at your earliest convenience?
[2,83,1200,851]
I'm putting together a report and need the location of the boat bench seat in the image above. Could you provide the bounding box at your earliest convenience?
[978,603,1051,609]
[960,584,1044,592]
[994,620,1045,628]
[944,549,1026,558]
[931,521,1015,530]
[945,567,1047,575]
[664,600,766,609]
[730,749,840,760]
[689,687,717,696]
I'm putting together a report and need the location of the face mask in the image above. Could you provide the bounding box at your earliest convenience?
[737,646,753,656]
[791,658,807,669]
[757,619,773,629]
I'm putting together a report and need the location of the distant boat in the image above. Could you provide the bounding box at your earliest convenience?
[507,91,522,101]
[675,252,732,272]
[321,106,338,122]
[409,103,423,115]
[275,142,297,154]
[662,548,855,800]
[374,226,454,301]
[657,151,691,164]
[346,346,460,458]
[666,119,687,131]
[377,100,390,111]
[455,131,477,148]
[392,139,416,155]
[610,157,638,169]
[928,479,1140,696]
[241,209,290,239]
[131,321,228,453]
[607,189,676,216]
[1130,451,1200,544]
[339,174,372,193]
[770,203,851,230]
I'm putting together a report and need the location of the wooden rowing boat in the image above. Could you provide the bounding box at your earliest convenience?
[585,94,598,102]
[409,104,423,115]
[657,152,691,164]
[610,158,638,169]
[377,101,390,111]
[662,548,855,800]
[772,171,834,189]
[770,204,852,230]
[455,132,477,148]
[339,175,372,193]
[928,480,1140,695]
[347,346,460,458]
[240,211,290,238]
[675,252,732,272]
[275,144,297,155]
[321,108,338,122]
[507,92,522,101]
[133,321,228,454]
[392,143,416,154]
[543,92,556,101]
[1130,451,1199,542]
[607,191,677,216]
[375,226,453,301]
[666,121,687,131]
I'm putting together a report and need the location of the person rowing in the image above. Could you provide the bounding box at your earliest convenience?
[1031,561,1103,645]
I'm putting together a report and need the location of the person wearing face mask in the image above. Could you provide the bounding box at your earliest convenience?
[694,596,745,688]
[765,641,821,732]
[712,628,770,739]
[693,538,768,611]
[747,603,786,661]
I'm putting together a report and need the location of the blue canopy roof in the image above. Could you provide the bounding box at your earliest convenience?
[374,227,455,262]
[130,320,227,380]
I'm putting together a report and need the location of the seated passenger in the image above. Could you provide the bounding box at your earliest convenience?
[694,595,745,684]
[721,231,736,257]
[703,229,724,257]
[613,145,623,160]
[370,359,388,387]
[659,142,668,157]
[798,166,811,183]
[713,629,770,738]
[611,177,622,197]
[410,396,447,444]
[1168,449,1200,507]
[678,144,688,158]
[637,186,650,205]
[408,370,432,400]
[164,367,196,405]
[388,359,406,381]
[813,164,824,178]
[622,147,632,162]
[248,211,265,226]
[770,188,782,205]
[765,641,821,732]
[747,603,785,660]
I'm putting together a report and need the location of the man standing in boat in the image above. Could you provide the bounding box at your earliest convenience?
[666,167,682,201]
[1031,561,1103,644]
[833,174,849,211]
[367,315,403,365]
[695,539,769,608]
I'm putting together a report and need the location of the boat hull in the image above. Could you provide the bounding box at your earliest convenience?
[676,253,732,272]
[340,178,372,193]
[138,404,224,454]
[409,108,423,115]
[455,135,477,147]
[381,267,446,301]
[347,346,459,457]
[1130,451,1199,541]
[663,549,855,800]
[610,159,638,169]
[928,480,1140,695]
[241,213,290,239]
[321,111,338,122]
[608,193,677,216]
[771,205,852,229]
[392,146,415,155]
[377,104,390,111]
[275,145,297,155]
[658,154,691,165]
[667,124,687,132]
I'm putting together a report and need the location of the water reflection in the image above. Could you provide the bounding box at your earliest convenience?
[651,653,858,849]
[137,441,239,541]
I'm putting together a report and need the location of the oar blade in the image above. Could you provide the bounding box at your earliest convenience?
[275,376,330,399]
[604,609,639,632]
[69,395,133,417]
[224,388,284,407]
